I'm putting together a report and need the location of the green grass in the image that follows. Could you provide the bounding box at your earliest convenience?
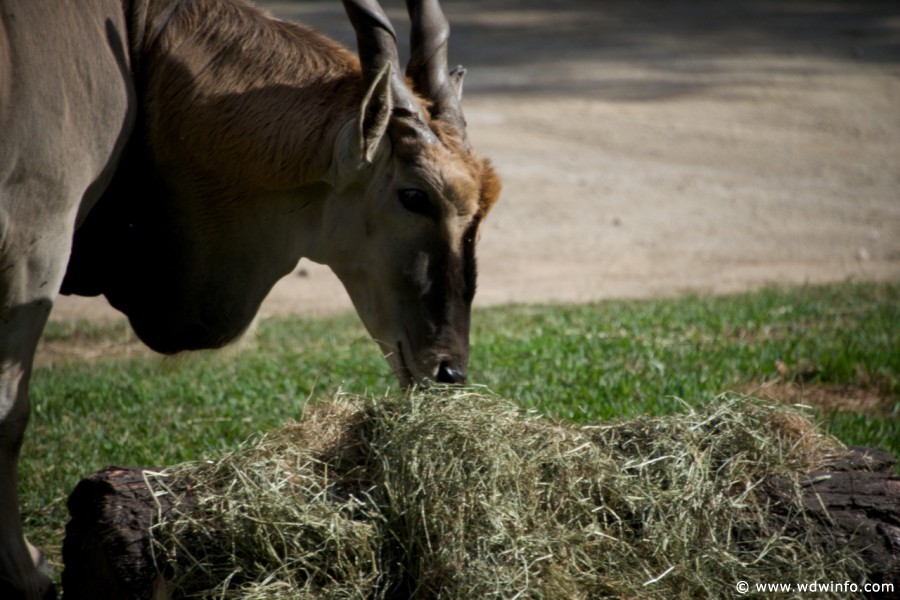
[470,282,898,425]
[22,280,899,578]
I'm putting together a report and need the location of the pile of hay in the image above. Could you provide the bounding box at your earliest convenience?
[148,389,863,599]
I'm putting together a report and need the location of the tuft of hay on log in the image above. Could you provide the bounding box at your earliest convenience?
[145,389,865,599]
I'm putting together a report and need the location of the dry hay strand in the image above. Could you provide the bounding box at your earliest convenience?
[147,389,863,599]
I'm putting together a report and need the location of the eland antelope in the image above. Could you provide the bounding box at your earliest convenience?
[0,0,500,596]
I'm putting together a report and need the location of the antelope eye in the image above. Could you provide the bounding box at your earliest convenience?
[398,188,438,220]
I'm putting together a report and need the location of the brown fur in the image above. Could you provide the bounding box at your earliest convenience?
[131,0,500,209]
[135,0,364,191]
[395,118,501,220]
[430,120,502,218]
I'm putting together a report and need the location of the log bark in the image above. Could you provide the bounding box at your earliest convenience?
[765,446,900,587]
[62,466,185,600]
[62,448,900,599]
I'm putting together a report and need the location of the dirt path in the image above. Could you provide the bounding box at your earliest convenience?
[51,0,900,323]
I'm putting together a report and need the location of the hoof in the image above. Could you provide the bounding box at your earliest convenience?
[0,541,57,600]
[29,542,56,585]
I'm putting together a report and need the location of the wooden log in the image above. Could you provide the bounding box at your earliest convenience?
[765,446,900,587]
[62,466,185,600]
[62,448,900,599]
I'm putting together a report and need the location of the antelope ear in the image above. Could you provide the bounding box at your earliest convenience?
[449,65,466,100]
[358,62,393,163]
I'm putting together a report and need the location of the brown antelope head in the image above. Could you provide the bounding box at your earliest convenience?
[319,0,500,386]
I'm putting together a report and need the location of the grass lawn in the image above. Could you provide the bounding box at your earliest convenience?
[22,280,899,575]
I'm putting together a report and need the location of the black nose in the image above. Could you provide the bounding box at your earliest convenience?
[436,362,467,384]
